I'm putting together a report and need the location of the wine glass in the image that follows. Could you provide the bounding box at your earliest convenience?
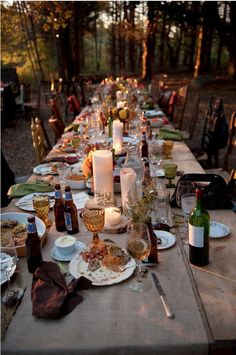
[180,193,196,242]
[126,222,152,292]
[33,195,52,227]
[82,207,105,244]
[1,234,23,306]
[176,181,195,208]
[163,163,177,188]
[149,140,164,176]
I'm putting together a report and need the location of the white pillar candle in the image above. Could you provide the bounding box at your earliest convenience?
[120,167,137,209]
[92,150,114,204]
[117,101,126,109]
[113,120,123,155]
[105,207,121,226]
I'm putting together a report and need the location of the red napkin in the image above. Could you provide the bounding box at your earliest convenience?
[31,261,92,319]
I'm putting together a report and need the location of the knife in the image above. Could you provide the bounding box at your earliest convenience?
[151,272,175,319]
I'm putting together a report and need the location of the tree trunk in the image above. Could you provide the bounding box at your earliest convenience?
[159,11,166,72]
[142,2,158,80]
[128,2,136,74]
[228,2,236,79]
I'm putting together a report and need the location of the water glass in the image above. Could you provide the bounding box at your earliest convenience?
[163,140,173,159]
[153,190,170,224]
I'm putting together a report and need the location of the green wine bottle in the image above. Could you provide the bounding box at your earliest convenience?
[189,187,210,266]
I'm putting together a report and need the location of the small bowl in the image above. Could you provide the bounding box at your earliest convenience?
[64,173,86,190]
[55,236,76,255]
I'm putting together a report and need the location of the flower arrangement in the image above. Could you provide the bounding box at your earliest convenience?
[81,144,100,180]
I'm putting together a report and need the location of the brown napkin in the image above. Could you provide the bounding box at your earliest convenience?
[31,261,92,319]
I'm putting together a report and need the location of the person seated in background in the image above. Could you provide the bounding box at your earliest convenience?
[1,151,16,207]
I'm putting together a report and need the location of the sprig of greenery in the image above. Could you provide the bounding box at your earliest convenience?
[123,182,156,223]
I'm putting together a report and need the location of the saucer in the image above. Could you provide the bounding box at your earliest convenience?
[210,221,230,238]
[51,241,86,262]
[154,231,176,250]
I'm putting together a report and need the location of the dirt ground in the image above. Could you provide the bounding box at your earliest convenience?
[1,74,236,180]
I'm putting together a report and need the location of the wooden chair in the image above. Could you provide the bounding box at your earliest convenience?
[172,84,189,129]
[31,117,51,164]
[48,115,65,144]
[203,112,236,183]
[223,112,236,171]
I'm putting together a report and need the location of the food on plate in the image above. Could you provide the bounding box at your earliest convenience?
[66,173,85,181]
[1,219,27,247]
[81,240,130,272]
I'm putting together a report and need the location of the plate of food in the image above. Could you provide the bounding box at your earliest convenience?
[15,192,55,212]
[33,162,69,175]
[53,137,80,153]
[1,212,46,257]
[154,230,176,250]
[69,239,136,286]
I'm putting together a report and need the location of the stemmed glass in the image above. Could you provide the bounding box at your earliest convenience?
[82,207,105,244]
[163,163,177,188]
[1,234,23,306]
[126,222,152,292]
[180,193,196,243]
[176,181,195,208]
[149,140,164,176]
[33,195,52,227]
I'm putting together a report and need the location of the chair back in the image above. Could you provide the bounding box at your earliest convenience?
[48,97,62,120]
[172,84,189,129]
[48,116,65,144]
[223,112,236,170]
[187,94,200,139]
[31,117,51,164]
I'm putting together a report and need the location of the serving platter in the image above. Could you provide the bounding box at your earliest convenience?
[33,162,69,175]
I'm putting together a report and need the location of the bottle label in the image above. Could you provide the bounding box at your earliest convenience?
[27,223,37,234]
[189,224,204,247]
[64,192,72,201]
[55,190,62,199]
[65,212,73,231]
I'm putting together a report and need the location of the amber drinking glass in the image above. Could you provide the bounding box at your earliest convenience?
[82,207,105,244]
[33,195,52,227]
[162,140,173,159]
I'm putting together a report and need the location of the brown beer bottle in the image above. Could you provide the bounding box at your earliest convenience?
[54,184,66,232]
[64,186,79,235]
[26,216,43,273]
[146,217,158,264]
[140,131,149,159]
[142,161,152,190]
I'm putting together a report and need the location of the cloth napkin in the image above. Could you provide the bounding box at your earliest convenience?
[7,181,54,198]
[31,261,92,319]
[159,128,183,141]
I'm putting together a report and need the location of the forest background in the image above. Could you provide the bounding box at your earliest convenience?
[1,1,236,84]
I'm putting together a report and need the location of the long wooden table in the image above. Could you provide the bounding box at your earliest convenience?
[1,135,236,355]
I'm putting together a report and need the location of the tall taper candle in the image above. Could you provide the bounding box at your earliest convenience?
[113,120,123,155]
[92,150,114,204]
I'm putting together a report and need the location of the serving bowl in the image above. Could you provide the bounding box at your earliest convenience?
[64,173,86,190]
[1,212,46,257]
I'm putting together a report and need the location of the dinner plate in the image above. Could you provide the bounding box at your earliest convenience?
[154,230,176,250]
[15,192,55,211]
[145,110,164,118]
[33,162,69,175]
[1,212,46,257]
[0,252,16,286]
[69,252,136,286]
[51,241,86,262]
[210,221,230,238]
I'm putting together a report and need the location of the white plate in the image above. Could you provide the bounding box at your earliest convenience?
[210,221,230,238]
[15,192,55,211]
[154,231,176,250]
[1,212,46,257]
[145,110,164,118]
[0,252,16,286]
[51,241,86,262]
[69,251,136,286]
[33,162,70,175]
